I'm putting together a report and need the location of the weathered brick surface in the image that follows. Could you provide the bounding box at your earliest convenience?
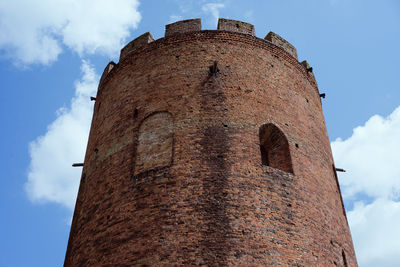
[134,112,173,175]
[218,18,255,36]
[65,21,357,266]
[265,32,298,60]
[120,32,154,62]
[165,19,201,37]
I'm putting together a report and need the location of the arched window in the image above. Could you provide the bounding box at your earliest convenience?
[259,123,293,173]
[134,112,173,175]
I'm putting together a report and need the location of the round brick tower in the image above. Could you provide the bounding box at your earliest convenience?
[64,18,357,266]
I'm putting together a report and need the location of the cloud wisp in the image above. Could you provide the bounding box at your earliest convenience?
[202,3,225,26]
[26,60,98,210]
[168,1,225,27]
[0,0,141,65]
[332,105,400,266]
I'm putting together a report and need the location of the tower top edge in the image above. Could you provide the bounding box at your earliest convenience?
[120,18,300,62]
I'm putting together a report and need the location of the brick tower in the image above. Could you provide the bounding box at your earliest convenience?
[64,18,357,266]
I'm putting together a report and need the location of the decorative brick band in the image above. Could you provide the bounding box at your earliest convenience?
[165,19,201,37]
[217,18,255,36]
[265,32,297,60]
[120,32,154,61]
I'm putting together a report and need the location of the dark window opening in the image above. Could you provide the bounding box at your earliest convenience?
[260,145,269,165]
[259,123,293,173]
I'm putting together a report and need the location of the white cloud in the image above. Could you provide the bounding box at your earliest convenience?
[348,198,400,267]
[332,105,400,266]
[169,1,226,28]
[202,3,225,26]
[26,60,98,210]
[0,0,141,65]
[332,106,400,200]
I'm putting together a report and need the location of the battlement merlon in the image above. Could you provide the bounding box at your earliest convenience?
[120,32,155,62]
[265,32,298,60]
[99,61,116,86]
[165,19,201,37]
[301,60,312,71]
[217,18,255,36]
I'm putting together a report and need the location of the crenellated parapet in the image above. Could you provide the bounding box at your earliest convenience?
[165,18,201,37]
[118,18,316,85]
[119,18,304,62]
[114,18,320,94]
[265,32,297,60]
[112,18,321,95]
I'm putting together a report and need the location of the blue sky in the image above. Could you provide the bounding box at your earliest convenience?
[0,0,399,266]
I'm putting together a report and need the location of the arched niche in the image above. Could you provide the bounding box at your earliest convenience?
[134,112,173,175]
[259,123,293,174]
